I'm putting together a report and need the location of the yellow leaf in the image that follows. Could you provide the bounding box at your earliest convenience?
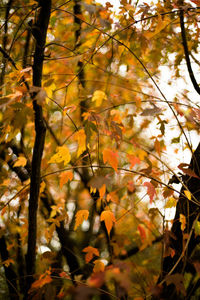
[74,129,86,157]
[100,210,116,236]
[92,90,107,107]
[184,190,191,200]
[90,186,97,194]
[103,148,118,171]
[40,181,46,194]
[99,184,106,199]
[165,197,177,208]
[195,221,200,236]
[59,171,73,188]
[180,214,186,231]
[74,210,89,230]
[136,149,147,160]
[48,145,71,166]
[144,14,169,39]
[83,246,99,263]
[13,156,27,167]
[93,260,105,273]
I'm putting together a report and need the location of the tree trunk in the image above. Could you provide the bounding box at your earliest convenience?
[155,143,200,299]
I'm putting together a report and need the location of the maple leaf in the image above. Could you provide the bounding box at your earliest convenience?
[31,272,52,290]
[74,129,86,157]
[59,271,70,279]
[165,197,177,208]
[100,210,116,236]
[179,214,186,231]
[83,246,99,263]
[184,190,191,200]
[13,156,27,167]
[99,184,106,199]
[144,14,169,39]
[74,210,89,230]
[48,145,71,166]
[194,221,200,237]
[127,181,135,193]
[106,191,119,203]
[144,182,156,204]
[127,154,140,169]
[40,181,46,194]
[103,148,118,171]
[87,271,105,288]
[154,139,161,156]
[136,149,147,160]
[59,171,73,188]
[140,104,161,116]
[178,163,200,179]
[137,224,146,242]
[165,274,186,296]
[93,260,105,273]
[92,90,107,106]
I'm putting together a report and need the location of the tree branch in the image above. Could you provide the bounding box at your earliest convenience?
[179,1,200,95]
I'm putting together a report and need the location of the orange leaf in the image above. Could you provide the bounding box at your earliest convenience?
[74,129,86,157]
[59,271,70,279]
[106,191,119,203]
[31,273,52,290]
[103,148,118,171]
[13,156,27,167]
[127,154,140,169]
[144,182,156,204]
[93,260,105,273]
[83,246,99,263]
[99,184,106,199]
[87,271,105,288]
[154,139,161,156]
[74,210,89,230]
[59,171,73,188]
[100,210,116,236]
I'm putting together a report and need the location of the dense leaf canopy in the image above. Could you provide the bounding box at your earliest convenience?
[1,0,200,299]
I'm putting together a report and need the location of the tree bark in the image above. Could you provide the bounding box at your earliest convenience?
[156,143,200,299]
[25,0,51,297]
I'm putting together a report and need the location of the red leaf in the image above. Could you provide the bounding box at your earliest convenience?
[144,182,156,203]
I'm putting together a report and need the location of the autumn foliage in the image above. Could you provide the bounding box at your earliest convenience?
[1,0,200,299]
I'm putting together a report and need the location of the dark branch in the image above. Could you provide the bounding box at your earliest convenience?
[179,2,200,95]
[25,0,51,295]
[0,46,17,70]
